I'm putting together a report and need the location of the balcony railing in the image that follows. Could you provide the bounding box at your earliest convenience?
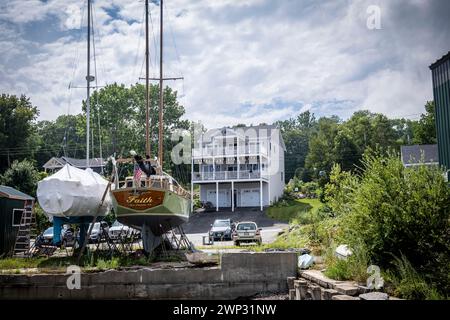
[192,148,213,157]
[192,170,267,181]
[192,145,268,157]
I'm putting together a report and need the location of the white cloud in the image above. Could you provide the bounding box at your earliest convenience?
[0,0,448,130]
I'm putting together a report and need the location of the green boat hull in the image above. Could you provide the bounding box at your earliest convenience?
[111,187,191,236]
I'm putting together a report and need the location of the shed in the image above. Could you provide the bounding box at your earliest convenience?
[400,144,439,167]
[430,51,450,180]
[0,186,34,256]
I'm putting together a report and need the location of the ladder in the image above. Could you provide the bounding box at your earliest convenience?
[13,200,37,257]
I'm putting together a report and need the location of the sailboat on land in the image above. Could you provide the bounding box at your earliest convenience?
[110,0,191,253]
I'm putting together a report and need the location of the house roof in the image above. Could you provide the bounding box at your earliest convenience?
[199,124,287,151]
[400,144,439,166]
[43,156,105,169]
[0,185,34,201]
[429,51,450,70]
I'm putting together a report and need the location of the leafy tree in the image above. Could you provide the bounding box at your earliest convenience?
[391,118,416,146]
[305,116,340,177]
[413,101,436,144]
[276,111,317,182]
[333,128,360,172]
[342,110,397,153]
[87,83,189,165]
[0,94,39,172]
[34,114,86,167]
[0,159,40,196]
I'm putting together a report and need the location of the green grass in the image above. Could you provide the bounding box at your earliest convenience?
[0,250,183,272]
[323,244,369,283]
[267,198,322,223]
[0,257,46,270]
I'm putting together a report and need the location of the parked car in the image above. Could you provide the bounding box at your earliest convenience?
[209,219,234,241]
[232,221,262,246]
[108,220,139,241]
[89,221,109,243]
[62,227,77,248]
[35,227,54,246]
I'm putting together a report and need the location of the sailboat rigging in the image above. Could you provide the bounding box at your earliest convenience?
[110,0,191,253]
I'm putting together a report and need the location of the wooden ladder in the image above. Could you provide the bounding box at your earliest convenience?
[13,200,37,257]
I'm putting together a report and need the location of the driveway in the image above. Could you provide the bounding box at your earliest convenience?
[183,208,288,247]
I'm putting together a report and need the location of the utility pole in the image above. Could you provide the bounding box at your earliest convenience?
[86,0,92,168]
[158,0,164,167]
[145,0,151,157]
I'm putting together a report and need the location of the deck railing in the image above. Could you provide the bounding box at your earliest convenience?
[192,170,267,181]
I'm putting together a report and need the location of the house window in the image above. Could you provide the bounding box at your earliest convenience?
[12,209,24,227]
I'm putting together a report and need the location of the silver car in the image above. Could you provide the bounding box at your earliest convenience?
[89,221,109,243]
[209,219,234,241]
[108,220,138,241]
[232,221,262,246]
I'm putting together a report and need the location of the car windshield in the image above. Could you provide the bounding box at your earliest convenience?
[44,227,53,235]
[237,223,256,231]
[91,223,100,231]
[213,220,230,228]
[112,221,123,227]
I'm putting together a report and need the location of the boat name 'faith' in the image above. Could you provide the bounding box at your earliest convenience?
[126,195,154,204]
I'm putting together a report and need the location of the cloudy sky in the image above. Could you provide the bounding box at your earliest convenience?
[1,0,449,129]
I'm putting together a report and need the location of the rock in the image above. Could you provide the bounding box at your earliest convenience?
[388,296,405,300]
[298,254,314,269]
[335,283,359,296]
[322,289,340,300]
[289,289,296,300]
[357,285,373,294]
[335,244,352,260]
[294,280,308,300]
[310,285,322,300]
[300,269,340,289]
[359,292,389,300]
[332,295,360,300]
[287,277,296,290]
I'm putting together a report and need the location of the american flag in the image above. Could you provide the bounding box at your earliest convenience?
[133,164,143,185]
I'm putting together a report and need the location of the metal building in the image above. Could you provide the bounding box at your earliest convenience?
[430,51,450,180]
[0,186,34,256]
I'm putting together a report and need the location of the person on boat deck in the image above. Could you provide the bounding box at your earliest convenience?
[130,150,156,176]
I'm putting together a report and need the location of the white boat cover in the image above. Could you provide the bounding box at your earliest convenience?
[37,164,111,219]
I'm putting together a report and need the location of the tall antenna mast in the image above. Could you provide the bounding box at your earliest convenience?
[145,0,151,157]
[158,0,164,167]
[86,0,92,168]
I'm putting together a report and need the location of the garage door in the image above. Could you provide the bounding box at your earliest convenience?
[206,190,231,207]
[240,189,260,207]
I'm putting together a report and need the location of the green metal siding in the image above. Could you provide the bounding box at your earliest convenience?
[431,54,450,178]
[0,197,24,256]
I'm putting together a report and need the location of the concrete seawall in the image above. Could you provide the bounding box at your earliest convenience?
[0,252,297,300]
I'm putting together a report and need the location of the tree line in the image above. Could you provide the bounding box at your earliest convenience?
[276,101,436,183]
[0,86,436,193]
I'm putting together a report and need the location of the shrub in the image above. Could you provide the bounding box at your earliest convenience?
[387,254,445,300]
[325,151,450,297]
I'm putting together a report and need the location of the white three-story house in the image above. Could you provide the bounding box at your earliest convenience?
[191,124,285,211]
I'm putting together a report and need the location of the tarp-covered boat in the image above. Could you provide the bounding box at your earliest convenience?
[37,164,111,219]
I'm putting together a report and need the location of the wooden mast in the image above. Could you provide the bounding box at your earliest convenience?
[158,0,164,168]
[145,0,151,157]
[86,0,91,168]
